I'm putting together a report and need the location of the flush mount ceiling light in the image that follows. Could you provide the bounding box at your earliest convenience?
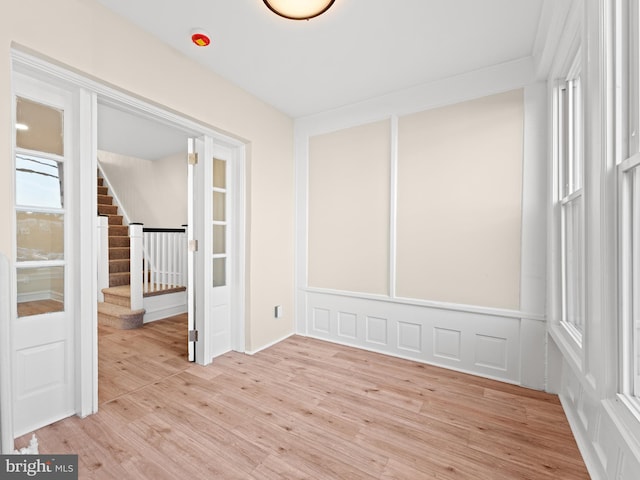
[263,0,335,20]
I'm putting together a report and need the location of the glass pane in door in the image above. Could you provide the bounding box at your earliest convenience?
[16,211,64,261]
[16,266,64,317]
[16,97,64,156]
[16,154,64,208]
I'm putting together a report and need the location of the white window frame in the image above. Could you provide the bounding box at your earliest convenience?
[557,51,585,346]
[620,0,640,406]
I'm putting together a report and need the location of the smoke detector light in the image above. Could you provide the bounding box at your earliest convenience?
[191,29,211,47]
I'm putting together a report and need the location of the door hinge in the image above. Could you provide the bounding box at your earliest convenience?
[189,330,198,342]
[189,239,198,252]
[188,152,198,165]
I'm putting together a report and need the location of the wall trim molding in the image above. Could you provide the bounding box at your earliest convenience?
[303,286,545,323]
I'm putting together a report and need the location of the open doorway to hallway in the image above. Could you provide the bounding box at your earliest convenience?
[95,102,195,400]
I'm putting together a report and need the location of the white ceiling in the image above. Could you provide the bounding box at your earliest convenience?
[95,0,547,160]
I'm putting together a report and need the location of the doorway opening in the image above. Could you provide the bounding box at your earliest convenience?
[1,49,246,450]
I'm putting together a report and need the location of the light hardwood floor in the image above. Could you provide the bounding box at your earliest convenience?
[16,315,590,479]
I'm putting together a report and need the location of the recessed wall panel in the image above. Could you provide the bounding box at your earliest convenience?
[398,322,422,353]
[338,311,357,339]
[434,327,461,361]
[396,90,523,309]
[312,307,331,333]
[474,334,507,371]
[366,316,388,345]
[308,120,390,295]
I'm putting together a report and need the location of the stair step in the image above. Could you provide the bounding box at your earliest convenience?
[109,259,130,273]
[98,177,104,187]
[109,225,128,237]
[97,194,113,206]
[108,215,124,226]
[109,247,130,259]
[102,285,131,307]
[98,204,118,215]
[109,236,130,248]
[97,185,108,195]
[109,272,130,287]
[98,302,144,330]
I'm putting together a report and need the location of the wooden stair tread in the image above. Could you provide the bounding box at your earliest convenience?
[102,284,187,298]
[97,302,144,318]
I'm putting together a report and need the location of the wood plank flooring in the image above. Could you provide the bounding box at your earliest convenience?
[16,315,590,479]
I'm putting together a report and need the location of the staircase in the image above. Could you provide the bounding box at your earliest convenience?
[97,175,145,329]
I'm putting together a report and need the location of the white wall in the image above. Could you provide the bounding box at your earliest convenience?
[295,57,548,389]
[0,0,295,352]
[98,150,187,228]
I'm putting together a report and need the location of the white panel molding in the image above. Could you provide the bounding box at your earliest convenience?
[305,291,523,385]
[556,352,640,480]
[142,291,187,323]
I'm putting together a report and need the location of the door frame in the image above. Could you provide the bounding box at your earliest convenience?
[0,48,246,450]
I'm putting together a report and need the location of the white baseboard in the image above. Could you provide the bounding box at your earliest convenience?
[143,291,187,323]
[245,332,295,355]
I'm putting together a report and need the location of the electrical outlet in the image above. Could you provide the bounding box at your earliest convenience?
[274,305,282,318]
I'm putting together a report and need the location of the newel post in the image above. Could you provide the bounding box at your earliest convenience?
[97,216,109,302]
[129,223,144,311]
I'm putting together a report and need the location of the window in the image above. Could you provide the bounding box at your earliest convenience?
[14,96,67,318]
[557,55,585,343]
[621,0,640,400]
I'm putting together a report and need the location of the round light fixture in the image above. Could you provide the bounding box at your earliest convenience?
[263,0,335,20]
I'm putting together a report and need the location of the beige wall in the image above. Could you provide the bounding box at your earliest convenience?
[98,150,187,229]
[396,89,523,309]
[304,90,523,311]
[308,120,390,294]
[0,0,294,351]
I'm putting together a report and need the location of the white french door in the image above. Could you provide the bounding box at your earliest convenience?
[12,74,76,436]
[190,137,242,364]
[208,146,232,358]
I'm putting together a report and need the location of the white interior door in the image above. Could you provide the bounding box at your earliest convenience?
[12,74,76,436]
[208,147,232,358]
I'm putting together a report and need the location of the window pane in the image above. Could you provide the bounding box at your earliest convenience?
[16,97,64,156]
[564,196,583,333]
[213,191,226,222]
[17,266,64,317]
[17,211,64,261]
[213,224,226,255]
[213,257,226,287]
[213,158,226,189]
[16,154,64,208]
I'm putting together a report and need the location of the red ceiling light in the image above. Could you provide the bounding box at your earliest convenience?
[191,29,211,47]
[263,0,335,20]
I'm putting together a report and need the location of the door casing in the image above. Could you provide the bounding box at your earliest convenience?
[0,48,246,450]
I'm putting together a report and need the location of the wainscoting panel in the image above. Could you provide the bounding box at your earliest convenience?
[304,291,524,383]
[557,349,640,480]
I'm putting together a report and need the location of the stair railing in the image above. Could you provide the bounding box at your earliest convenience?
[141,227,188,294]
